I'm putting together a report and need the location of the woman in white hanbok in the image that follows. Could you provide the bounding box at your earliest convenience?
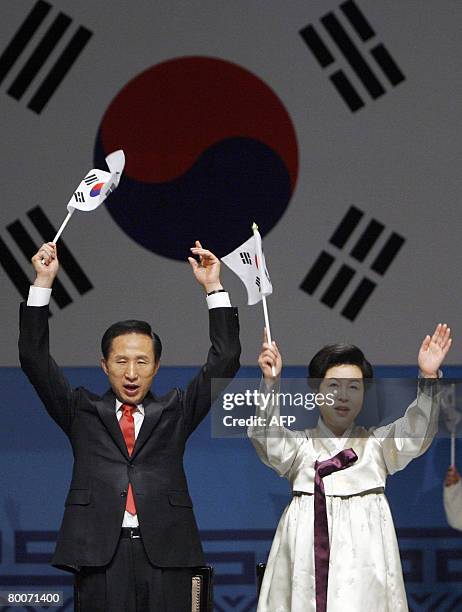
[248,325,452,612]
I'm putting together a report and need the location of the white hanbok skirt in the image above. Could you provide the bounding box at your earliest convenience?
[257,491,408,612]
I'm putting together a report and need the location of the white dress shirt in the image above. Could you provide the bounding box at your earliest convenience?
[27,285,231,308]
[26,284,232,527]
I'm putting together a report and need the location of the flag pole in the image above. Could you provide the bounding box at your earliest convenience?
[40,208,75,264]
[53,209,75,242]
[252,222,276,378]
[261,295,276,377]
[451,431,456,467]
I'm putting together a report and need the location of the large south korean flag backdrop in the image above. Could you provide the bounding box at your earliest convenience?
[0,0,461,366]
[1,3,462,611]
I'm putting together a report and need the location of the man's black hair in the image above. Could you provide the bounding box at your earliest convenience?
[101,320,162,362]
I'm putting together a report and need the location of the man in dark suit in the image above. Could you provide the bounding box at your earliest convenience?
[19,240,241,612]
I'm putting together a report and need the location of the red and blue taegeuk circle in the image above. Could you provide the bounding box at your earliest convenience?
[94,56,298,260]
[90,182,105,197]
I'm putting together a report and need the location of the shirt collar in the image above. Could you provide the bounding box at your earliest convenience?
[115,398,145,416]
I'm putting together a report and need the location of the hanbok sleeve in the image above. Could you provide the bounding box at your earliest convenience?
[247,378,303,477]
[372,377,440,474]
[444,481,462,530]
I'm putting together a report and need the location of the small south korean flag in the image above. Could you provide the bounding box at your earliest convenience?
[222,223,273,305]
[67,149,125,213]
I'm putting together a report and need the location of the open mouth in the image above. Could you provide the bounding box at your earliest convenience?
[123,384,140,396]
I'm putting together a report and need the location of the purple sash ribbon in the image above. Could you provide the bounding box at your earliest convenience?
[314,448,358,612]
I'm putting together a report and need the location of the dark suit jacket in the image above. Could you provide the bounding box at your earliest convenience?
[18,302,240,572]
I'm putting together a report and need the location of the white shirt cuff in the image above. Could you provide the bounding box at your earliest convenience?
[206,292,231,309]
[27,286,52,306]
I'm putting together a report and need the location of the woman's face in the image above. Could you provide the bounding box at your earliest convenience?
[318,364,364,436]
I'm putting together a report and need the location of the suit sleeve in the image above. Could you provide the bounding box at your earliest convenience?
[179,306,241,437]
[18,302,76,434]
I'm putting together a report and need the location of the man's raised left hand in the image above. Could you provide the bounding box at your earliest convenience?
[188,240,223,293]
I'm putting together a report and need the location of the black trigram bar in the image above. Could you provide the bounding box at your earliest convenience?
[240,252,252,265]
[321,264,355,308]
[28,25,93,114]
[27,206,93,294]
[7,13,72,101]
[299,22,365,113]
[300,3,405,113]
[300,251,335,295]
[330,206,363,249]
[370,44,405,87]
[330,70,364,112]
[371,232,405,275]
[74,191,85,203]
[340,0,375,42]
[84,173,98,185]
[0,236,31,300]
[0,1,51,86]
[350,219,384,262]
[321,13,385,99]
[7,220,72,308]
[341,277,376,321]
[341,0,405,87]
[299,25,334,68]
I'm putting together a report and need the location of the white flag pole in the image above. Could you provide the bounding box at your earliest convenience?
[53,209,75,242]
[40,209,75,264]
[252,222,276,378]
[451,431,456,467]
[261,295,275,373]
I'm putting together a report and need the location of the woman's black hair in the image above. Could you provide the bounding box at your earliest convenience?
[308,343,373,380]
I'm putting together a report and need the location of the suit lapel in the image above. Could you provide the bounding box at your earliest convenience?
[95,390,129,460]
[131,392,165,460]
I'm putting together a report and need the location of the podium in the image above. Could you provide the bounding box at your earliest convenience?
[192,566,214,612]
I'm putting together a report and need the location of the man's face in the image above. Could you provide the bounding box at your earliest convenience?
[101,333,160,405]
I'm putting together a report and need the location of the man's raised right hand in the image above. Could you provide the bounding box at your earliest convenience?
[32,242,59,288]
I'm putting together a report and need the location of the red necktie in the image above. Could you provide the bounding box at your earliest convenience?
[119,404,137,515]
